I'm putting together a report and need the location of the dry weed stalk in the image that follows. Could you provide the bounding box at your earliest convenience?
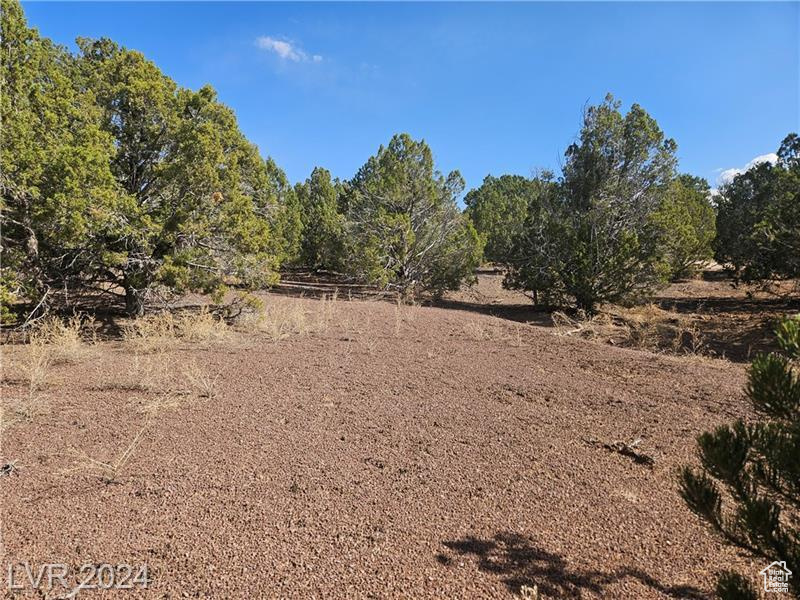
[122,312,179,354]
[247,298,310,341]
[183,359,222,399]
[179,307,230,343]
[2,329,56,430]
[139,391,184,416]
[316,291,339,334]
[463,320,492,341]
[95,352,175,393]
[509,324,524,348]
[63,421,150,484]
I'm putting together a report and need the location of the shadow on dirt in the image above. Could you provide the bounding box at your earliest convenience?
[430,298,556,328]
[437,531,706,599]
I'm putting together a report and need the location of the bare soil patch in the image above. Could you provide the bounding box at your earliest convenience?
[0,289,767,598]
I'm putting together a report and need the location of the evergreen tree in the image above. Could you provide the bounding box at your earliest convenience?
[294,167,346,271]
[464,174,551,265]
[680,314,800,599]
[715,134,800,282]
[344,133,483,298]
[1,0,291,320]
[506,94,677,311]
[0,0,120,321]
[651,174,716,280]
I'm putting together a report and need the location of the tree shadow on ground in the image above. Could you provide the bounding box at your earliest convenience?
[438,532,707,599]
[430,298,557,328]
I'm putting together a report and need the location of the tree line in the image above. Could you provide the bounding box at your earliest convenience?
[1,0,797,323]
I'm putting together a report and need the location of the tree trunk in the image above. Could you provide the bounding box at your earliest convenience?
[124,286,145,317]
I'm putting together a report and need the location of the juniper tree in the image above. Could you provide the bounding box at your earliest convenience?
[506,94,677,311]
[0,0,120,322]
[344,134,483,298]
[651,174,716,280]
[464,174,552,265]
[680,314,800,599]
[1,0,291,322]
[715,134,800,282]
[76,38,287,315]
[294,167,346,271]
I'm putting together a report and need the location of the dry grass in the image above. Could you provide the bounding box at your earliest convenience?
[316,291,339,334]
[0,318,78,432]
[463,319,490,341]
[179,307,231,343]
[182,359,222,399]
[238,297,313,341]
[30,315,93,364]
[393,298,423,338]
[62,421,150,484]
[139,391,185,416]
[122,308,233,354]
[93,352,177,394]
[551,304,709,356]
[508,323,525,348]
[1,390,49,433]
[122,311,180,354]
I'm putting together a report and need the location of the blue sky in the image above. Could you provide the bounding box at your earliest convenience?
[23,2,799,194]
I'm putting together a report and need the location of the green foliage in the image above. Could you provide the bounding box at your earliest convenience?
[506,94,677,311]
[1,0,287,319]
[266,157,303,267]
[78,38,285,314]
[715,133,800,282]
[344,133,483,298]
[680,315,800,598]
[294,167,346,270]
[1,0,120,321]
[776,314,800,357]
[464,174,551,264]
[747,353,800,418]
[650,174,716,279]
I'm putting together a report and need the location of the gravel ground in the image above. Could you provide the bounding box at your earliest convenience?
[1,295,760,598]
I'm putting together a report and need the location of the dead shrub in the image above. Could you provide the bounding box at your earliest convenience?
[551,304,709,356]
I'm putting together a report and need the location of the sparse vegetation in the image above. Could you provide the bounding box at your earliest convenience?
[550,304,709,356]
[183,359,222,399]
[121,308,233,353]
[63,421,150,484]
[0,0,797,597]
[680,315,800,598]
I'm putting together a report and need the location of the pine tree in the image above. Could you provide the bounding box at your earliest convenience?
[680,314,800,599]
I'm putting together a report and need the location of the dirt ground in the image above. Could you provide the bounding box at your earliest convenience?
[0,273,791,598]
[444,267,799,362]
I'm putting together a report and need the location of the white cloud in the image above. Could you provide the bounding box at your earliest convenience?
[255,36,321,63]
[717,152,778,186]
